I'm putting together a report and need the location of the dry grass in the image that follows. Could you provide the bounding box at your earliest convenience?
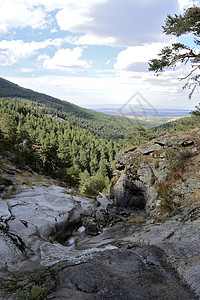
[128,215,146,224]
[2,183,19,199]
[154,211,171,223]
[16,171,51,187]
[186,190,200,206]
[17,172,36,186]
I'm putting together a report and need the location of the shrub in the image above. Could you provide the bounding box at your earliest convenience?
[0,139,13,151]
[17,282,45,300]
[157,183,179,212]
[79,170,110,197]
[166,148,184,171]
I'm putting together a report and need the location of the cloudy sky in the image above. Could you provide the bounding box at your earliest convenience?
[0,0,199,111]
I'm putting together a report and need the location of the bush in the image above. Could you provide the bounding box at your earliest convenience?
[166,148,184,171]
[17,282,45,300]
[79,170,110,197]
[157,183,179,212]
[0,139,13,151]
[55,166,80,187]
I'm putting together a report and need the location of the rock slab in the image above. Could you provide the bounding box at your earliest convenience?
[46,246,197,300]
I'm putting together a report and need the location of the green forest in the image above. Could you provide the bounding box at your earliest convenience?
[0,77,199,197]
[0,77,149,140]
[1,97,199,196]
[0,98,125,196]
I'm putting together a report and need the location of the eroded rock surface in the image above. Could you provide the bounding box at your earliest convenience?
[0,135,200,300]
[112,130,200,209]
[0,181,102,271]
[46,246,196,300]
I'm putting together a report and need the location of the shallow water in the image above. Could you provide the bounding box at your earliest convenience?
[40,241,118,266]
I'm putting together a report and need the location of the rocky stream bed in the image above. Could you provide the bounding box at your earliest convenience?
[0,129,200,299]
[0,182,199,300]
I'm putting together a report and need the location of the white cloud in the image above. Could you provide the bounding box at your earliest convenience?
[68,34,117,46]
[0,0,105,34]
[0,39,64,66]
[0,24,8,34]
[55,0,180,46]
[114,41,175,71]
[0,0,47,34]
[106,60,111,65]
[37,54,50,61]
[56,5,93,33]
[50,28,58,33]
[178,0,199,10]
[43,47,90,72]
[0,0,197,45]
[26,0,106,12]
[20,68,33,73]
[5,62,199,110]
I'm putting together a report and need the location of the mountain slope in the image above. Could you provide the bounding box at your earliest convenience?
[0,77,146,140]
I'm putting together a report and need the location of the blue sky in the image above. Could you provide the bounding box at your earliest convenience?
[0,0,199,110]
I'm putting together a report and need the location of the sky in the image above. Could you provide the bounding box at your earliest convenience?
[0,0,200,112]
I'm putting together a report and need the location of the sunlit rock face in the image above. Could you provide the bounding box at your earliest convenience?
[0,184,96,268]
[112,131,200,210]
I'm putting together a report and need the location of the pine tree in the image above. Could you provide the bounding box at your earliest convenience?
[149,6,200,98]
[0,114,17,143]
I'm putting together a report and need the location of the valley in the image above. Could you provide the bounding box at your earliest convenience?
[0,77,200,299]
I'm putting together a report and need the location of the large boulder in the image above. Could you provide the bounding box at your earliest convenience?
[112,131,200,210]
[112,171,146,209]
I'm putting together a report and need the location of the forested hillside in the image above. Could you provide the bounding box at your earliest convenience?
[153,113,200,133]
[0,77,147,140]
[0,77,199,196]
[0,98,124,195]
[122,112,200,146]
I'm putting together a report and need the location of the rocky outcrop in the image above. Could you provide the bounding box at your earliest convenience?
[0,243,197,300]
[0,184,94,268]
[0,140,200,299]
[112,130,200,210]
[0,154,121,270]
[45,246,196,300]
[110,171,146,209]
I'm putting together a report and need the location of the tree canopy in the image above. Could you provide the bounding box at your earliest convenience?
[0,77,149,140]
[0,98,123,196]
[149,6,200,98]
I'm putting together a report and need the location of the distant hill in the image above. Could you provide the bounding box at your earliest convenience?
[91,107,191,117]
[0,77,147,140]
